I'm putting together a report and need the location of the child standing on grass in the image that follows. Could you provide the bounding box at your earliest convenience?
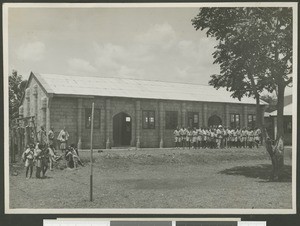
[41,145,49,177]
[34,143,43,178]
[173,127,180,148]
[254,127,261,148]
[202,128,208,149]
[192,128,198,149]
[187,128,193,149]
[179,127,185,148]
[59,134,67,154]
[48,144,62,170]
[22,144,34,179]
[247,128,254,148]
[182,127,188,148]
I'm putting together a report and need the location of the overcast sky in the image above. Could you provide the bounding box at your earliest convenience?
[7,7,220,85]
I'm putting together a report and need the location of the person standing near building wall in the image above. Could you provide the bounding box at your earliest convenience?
[48,127,55,147]
[173,127,180,148]
[37,126,47,145]
[254,127,261,148]
[57,127,69,153]
[192,128,198,149]
[216,125,222,149]
[179,127,184,148]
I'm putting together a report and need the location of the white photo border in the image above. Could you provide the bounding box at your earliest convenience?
[3,2,298,214]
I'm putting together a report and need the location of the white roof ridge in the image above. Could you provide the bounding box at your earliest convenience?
[39,73,215,87]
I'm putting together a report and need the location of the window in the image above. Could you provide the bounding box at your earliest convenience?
[85,108,101,129]
[165,111,178,129]
[142,110,155,129]
[247,114,256,129]
[187,112,199,129]
[230,113,240,128]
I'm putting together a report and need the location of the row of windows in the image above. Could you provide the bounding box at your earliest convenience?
[85,108,257,129]
[230,113,256,129]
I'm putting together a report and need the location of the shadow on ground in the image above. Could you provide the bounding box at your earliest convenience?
[219,164,292,182]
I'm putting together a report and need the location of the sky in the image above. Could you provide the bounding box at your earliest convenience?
[7,6,220,85]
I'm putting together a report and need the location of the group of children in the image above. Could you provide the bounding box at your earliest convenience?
[22,143,60,179]
[173,125,262,149]
[22,142,83,179]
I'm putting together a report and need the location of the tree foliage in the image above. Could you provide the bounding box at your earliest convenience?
[192,7,292,133]
[9,70,27,121]
[192,7,292,96]
[192,7,293,180]
[261,94,277,113]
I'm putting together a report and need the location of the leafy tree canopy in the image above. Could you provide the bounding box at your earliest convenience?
[192,7,292,100]
[9,70,27,121]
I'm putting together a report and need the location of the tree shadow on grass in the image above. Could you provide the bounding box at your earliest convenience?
[219,164,292,182]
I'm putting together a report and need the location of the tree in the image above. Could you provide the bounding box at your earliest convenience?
[260,94,277,113]
[192,7,292,180]
[9,70,27,122]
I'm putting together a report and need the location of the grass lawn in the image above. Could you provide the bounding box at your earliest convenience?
[9,147,292,209]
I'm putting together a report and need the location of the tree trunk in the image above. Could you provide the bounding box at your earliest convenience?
[265,134,284,181]
[248,72,285,181]
[255,94,263,128]
[262,80,285,181]
[274,82,285,179]
[277,82,285,140]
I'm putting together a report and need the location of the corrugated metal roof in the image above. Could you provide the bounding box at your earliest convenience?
[33,72,265,105]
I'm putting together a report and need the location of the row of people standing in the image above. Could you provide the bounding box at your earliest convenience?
[173,126,262,149]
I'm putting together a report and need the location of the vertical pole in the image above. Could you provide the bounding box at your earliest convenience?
[90,102,95,202]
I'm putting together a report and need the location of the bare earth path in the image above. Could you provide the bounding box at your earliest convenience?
[9,147,292,209]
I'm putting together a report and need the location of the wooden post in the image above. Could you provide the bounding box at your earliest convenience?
[77,98,83,149]
[90,102,95,202]
[135,100,141,149]
[105,99,111,149]
[159,102,164,148]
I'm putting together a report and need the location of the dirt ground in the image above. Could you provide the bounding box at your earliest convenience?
[9,147,292,209]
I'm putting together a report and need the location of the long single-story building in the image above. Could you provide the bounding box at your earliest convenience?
[19,72,266,149]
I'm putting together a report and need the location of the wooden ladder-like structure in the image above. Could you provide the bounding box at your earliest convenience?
[10,116,37,163]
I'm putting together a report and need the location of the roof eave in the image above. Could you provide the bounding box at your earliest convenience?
[51,93,261,105]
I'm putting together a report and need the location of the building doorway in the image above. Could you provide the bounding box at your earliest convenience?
[113,112,132,146]
[208,115,222,127]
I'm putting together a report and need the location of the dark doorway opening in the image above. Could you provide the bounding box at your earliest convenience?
[208,115,222,127]
[113,112,132,146]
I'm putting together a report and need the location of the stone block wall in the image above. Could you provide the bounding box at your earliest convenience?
[20,76,48,131]
[48,96,259,149]
[50,97,78,146]
[140,99,160,148]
